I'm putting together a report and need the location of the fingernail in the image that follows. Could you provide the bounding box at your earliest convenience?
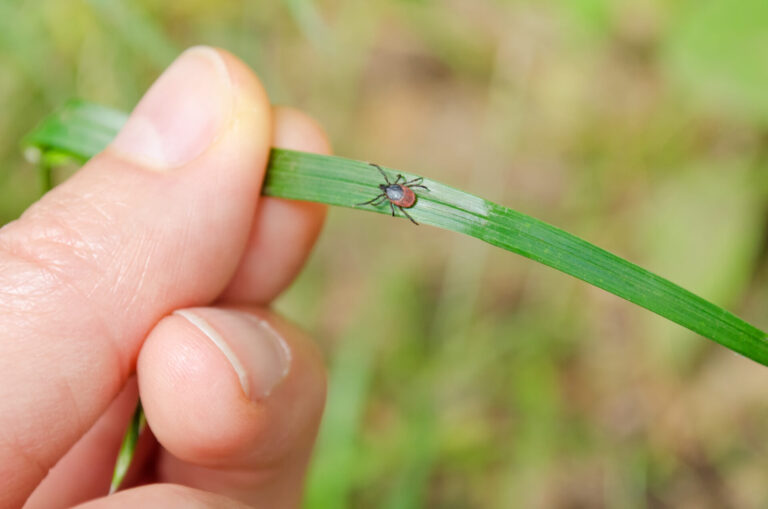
[111,46,232,170]
[174,309,292,401]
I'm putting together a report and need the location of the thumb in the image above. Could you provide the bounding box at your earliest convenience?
[0,47,270,507]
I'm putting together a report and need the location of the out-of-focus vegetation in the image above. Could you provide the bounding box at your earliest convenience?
[3,0,768,507]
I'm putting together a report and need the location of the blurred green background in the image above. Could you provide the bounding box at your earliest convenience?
[3,0,768,507]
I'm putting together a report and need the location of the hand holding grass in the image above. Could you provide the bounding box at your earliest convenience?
[16,41,768,509]
[5,47,328,508]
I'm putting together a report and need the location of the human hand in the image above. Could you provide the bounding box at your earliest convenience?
[2,46,328,508]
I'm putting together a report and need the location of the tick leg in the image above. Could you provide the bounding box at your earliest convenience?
[369,163,391,185]
[409,185,430,191]
[371,195,388,206]
[399,206,419,225]
[394,174,405,184]
[389,202,396,217]
[405,177,423,185]
[357,193,386,206]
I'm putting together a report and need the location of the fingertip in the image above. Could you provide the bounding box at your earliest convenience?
[106,46,272,172]
[137,307,326,469]
[272,106,333,155]
[74,484,250,509]
[137,313,256,464]
[213,48,274,150]
[220,196,326,304]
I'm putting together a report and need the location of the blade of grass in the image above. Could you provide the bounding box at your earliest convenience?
[281,0,331,48]
[304,321,380,509]
[23,99,768,367]
[109,400,146,494]
[86,0,178,69]
[381,405,437,509]
[0,2,65,105]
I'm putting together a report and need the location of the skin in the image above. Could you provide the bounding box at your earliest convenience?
[0,47,329,508]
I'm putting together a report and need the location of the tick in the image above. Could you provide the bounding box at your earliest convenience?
[357,163,430,225]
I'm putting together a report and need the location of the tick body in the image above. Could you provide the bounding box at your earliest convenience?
[384,183,416,208]
[357,163,429,225]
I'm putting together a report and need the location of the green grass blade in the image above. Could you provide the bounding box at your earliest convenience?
[381,408,437,509]
[86,0,179,69]
[109,400,146,494]
[304,325,379,509]
[23,100,768,365]
[281,0,331,48]
[23,99,127,167]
